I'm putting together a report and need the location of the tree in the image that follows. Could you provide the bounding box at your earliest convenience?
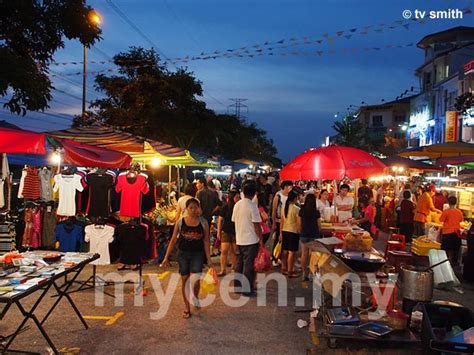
[77,47,281,166]
[455,93,474,115]
[332,114,370,149]
[0,0,101,115]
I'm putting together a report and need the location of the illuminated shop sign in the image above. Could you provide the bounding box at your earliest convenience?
[465,59,474,75]
[409,106,431,139]
[463,108,474,126]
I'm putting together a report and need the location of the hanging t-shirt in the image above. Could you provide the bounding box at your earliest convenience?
[115,173,149,218]
[22,167,41,200]
[115,223,147,264]
[38,168,53,201]
[54,222,84,252]
[85,173,115,218]
[53,174,84,216]
[0,178,4,208]
[85,224,115,265]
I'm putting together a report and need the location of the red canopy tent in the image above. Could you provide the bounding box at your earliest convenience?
[280,146,387,180]
[0,127,132,168]
[0,127,47,154]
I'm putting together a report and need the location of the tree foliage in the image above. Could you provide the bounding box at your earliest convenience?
[455,93,474,115]
[331,115,369,149]
[76,47,280,166]
[0,0,101,115]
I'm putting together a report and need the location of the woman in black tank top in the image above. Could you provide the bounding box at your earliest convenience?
[162,198,214,319]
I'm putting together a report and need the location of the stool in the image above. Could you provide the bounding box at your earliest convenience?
[387,250,413,271]
[388,227,400,239]
[385,233,406,258]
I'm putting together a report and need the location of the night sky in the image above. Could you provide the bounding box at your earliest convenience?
[1,0,473,161]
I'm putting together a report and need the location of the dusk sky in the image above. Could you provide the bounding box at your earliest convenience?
[1,0,474,161]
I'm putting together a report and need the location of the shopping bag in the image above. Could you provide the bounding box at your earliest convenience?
[213,237,221,249]
[200,268,218,294]
[254,246,271,272]
[273,240,282,259]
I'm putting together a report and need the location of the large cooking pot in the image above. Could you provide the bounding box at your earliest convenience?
[401,265,433,301]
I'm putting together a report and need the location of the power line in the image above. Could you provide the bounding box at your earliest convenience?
[50,70,106,100]
[105,0,227,110]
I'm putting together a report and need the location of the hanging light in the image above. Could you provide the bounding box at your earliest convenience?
[151,157,162,168]
[50,151,61,165]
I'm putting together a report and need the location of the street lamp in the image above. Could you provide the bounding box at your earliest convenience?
[82,10,102,118]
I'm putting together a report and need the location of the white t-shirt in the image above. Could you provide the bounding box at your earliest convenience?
[177,195,193,217]
[85,225,115,265]
[316,199,330,216]
[213,179,222,191]
[53,174,84,216]
[275,191,288,223]
[232,198,262,246]
[334,195,354,222]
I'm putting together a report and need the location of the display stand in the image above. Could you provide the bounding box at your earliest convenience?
[70,265,116,298]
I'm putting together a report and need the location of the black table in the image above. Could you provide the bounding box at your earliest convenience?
[0,252,99,354]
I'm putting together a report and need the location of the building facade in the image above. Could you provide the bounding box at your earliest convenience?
[407,26,474,147]
[357,98,411,150]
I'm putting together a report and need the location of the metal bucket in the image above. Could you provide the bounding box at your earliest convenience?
[401,265,434,301]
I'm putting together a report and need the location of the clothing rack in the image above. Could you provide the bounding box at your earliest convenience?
[0,221,15,255]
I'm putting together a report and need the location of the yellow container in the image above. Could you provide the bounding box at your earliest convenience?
[411,236,441,256]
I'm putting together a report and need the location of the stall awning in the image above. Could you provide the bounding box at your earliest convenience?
[381,156,443,171]
[0,127,47,154]
[48,125,217,167]
[437,155,474,167]
[58,138,132,169]
[399,142,474,158]
[0,127,132,168]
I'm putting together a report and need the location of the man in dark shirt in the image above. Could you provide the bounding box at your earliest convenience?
[357,179,372,201]
[196,176,222,225]
[257,174,273,208]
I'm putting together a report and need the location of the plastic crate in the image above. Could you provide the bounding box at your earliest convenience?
[422,303,474,353]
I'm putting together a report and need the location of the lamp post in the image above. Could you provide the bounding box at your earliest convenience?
[82,10,102,118]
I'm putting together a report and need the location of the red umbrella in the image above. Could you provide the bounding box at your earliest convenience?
[280,146,386,180]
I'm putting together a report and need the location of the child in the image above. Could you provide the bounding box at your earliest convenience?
[440,196,464,265]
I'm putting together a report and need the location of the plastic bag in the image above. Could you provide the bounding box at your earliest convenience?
[200,268,219,294]
[254,246,271,272]
[273,240,282,259]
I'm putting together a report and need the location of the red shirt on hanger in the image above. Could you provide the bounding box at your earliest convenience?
[115,173,149,217]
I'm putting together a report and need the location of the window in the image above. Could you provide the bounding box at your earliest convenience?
[372,115,383,127]
[394,115,405,123]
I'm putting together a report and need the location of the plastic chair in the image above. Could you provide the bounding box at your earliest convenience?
[385,233,406,258]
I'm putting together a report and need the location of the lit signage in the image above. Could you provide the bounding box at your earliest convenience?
[445,111,459,142]
[465,59,474,75]
[463,108,474,126]
[409,106,431,139]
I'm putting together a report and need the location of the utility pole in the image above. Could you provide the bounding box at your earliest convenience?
[227,98,249,118]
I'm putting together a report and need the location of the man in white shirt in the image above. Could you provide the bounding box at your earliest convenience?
[334,184,354,222]
[232,180,262,297]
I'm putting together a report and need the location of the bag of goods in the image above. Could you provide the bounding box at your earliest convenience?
[343,232,372,252]
[200,268,219,294]
[273,240,282,259]
[427,211,441,224]
[254,245,271,272]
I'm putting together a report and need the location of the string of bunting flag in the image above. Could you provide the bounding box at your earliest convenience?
[48,13,440,67]
[52,42,418,77]
[48,5,471,75]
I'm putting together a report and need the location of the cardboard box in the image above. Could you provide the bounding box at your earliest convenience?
[310,251,354,298]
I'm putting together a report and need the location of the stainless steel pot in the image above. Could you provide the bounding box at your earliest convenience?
[401,265,434,301]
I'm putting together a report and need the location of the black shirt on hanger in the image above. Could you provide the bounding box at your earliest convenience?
[115,222,147,265]
[86,173,115,217]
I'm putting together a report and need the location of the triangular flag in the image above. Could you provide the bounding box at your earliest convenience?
[463,7,472,14]
[315,40,323,44]
[264,41,270,45]
[277,40,284,44]
[373,47,381,50]
[406,43,414,46]
[350,28,357,32]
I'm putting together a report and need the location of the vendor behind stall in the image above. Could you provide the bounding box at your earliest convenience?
[440,196,464,265]
[334,184,354,222]
[414,184,441,236]
[355,197,376,236]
